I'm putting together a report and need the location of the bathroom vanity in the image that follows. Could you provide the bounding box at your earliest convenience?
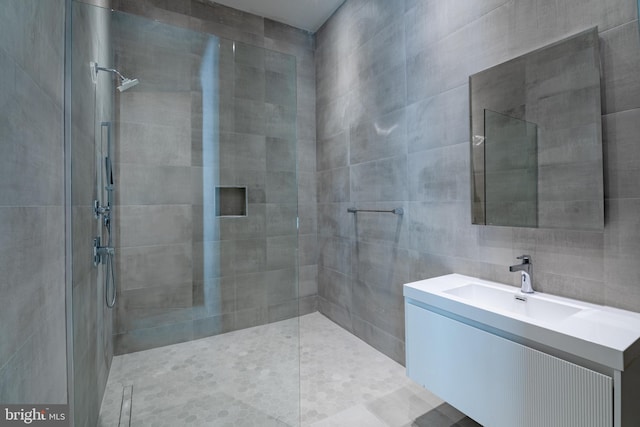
[404,274,640,427]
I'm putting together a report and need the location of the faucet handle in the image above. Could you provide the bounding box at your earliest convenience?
[517,254,531,263]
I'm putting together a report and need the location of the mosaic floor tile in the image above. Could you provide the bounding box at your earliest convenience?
[99,312,480,426]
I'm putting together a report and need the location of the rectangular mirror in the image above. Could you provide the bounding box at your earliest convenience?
[470,27,604,230]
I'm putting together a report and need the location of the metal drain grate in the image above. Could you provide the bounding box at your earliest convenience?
[118,385,133,427]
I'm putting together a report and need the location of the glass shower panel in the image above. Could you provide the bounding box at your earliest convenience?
[93,8,300,425]
[111,10,299,349]
[484,109,538,227]
[69,1,115,424]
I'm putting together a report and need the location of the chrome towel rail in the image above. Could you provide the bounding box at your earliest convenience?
[347,207,404,215]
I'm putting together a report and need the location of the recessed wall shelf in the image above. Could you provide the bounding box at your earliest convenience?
[216,186,247,217]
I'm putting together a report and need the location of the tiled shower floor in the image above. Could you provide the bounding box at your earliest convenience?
[98,312,480,427]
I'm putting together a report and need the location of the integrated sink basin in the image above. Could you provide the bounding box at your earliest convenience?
[444,283,584,322]
[403,273,640,371]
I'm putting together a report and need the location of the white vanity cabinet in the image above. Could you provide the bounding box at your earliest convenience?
[404,274,640,427]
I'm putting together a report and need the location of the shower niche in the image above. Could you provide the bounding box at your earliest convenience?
[216,186,248,217]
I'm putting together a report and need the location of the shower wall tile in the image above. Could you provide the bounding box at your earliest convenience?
[268,300,299,322]
[318,236,352,276]
[114,42,194,92]
[0,208,52,367]
[234,307,269,330]
[266,171,298,203]
[118,243,193,291]
[234,98,266,135]
[266,70,297,108]
[117,204,192,248]
[0,0,65,106]
[298,234,318,266]
[116,305,194,333]
[70,126,95,207]
[299,265,319,297]
[0,297,67,403]
[190,0,264,40]
[266,268,298,304]
[299,295,318,315]
[297,87,317,141]
[118,122,192,167]
[73,271,97,361]
[316,0,640,364]
[265,104,296,139]
[219,204,266,241]
[192,277,236,317]
[298,172,317,204]
[234,239,267,274]
[118,91,191,128]
[114,319,195,355]
[114,0,191,29]
[117,164,194,205]
[298,138,317,172]
[267,137,297,172]
[0,0,66,407]
[264,18,314,52]
[0,51,63,207]
[298,205,318,236]
[71,3,115,425]
[265,49,297,76]
[192,313,236,339]
[318,266,352,311]
[266,203,298,236]
[235,63,266,102]
[192,240,236,280]
[267,236,298,271]
[235,271,267,309]
[112,0,317,353]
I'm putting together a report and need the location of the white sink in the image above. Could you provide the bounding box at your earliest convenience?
[403,273,640,371]
[444,283,583,322]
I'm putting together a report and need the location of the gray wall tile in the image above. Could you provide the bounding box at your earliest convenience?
[0,0,67,410]
[350,156,408,202]
[350,108,407,165]
[117,205,192,248]
[118,243,192,291]
[316,0,640,365]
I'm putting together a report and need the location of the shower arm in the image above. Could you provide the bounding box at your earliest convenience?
[94,64,126,81]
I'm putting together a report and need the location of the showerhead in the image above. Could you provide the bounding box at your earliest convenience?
[91,62,139,92]
[117,78,139,92]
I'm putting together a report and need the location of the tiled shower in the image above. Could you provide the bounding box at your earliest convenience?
[2,0,640,426]
[66,0,318,424]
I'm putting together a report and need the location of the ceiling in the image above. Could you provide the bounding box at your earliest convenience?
[212,0,346,33]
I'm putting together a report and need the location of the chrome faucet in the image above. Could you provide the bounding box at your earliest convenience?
[509,255,534,293]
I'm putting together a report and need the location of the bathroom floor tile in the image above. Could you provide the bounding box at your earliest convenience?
[99,312,480,426]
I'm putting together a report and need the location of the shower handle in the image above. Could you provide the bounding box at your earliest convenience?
[93,236,115,266]
[94,199,111,218]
